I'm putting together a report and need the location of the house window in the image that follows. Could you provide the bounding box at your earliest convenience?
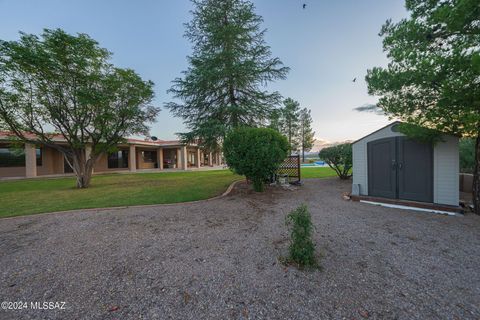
[141,151,156,163]
[0,146,25,167]
[108,150,129,169]
[36,148,42,166]
[0,146,41,167]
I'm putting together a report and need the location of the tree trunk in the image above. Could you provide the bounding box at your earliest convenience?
[288,128,292,154]
[70,149,95,189]
[75,160,94,188]
[252,178,264,192]
[473,135,480,215]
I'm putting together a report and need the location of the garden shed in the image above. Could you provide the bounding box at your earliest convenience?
[351,122,459,208]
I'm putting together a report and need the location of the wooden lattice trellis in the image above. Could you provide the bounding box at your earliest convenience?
[276,155,301,183]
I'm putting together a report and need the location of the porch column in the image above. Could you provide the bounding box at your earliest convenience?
[176,148,182,169]
[196,148,201,168]
[25,143,37,178]
[129,145,136,172]
[158,147,163,170]
[208,152,213,166]
[181,146,188,170]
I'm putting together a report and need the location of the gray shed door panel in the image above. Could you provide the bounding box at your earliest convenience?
[367,137,433,203]
[367,138,397,199]
[398,138,433,202]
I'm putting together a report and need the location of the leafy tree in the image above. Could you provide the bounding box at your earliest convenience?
[299,107,315,162]
[396,122,445,145]
[365,0,480,214]
[319,144,352,180]
[280,98,301,153]
[0,29,158,188]
[460,138,475,173]
[166,0,289,151]
[223,127,289,192]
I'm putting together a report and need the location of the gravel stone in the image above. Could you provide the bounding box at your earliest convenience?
[0,178,479,319]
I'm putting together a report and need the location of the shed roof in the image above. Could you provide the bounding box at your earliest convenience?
[352,121,459,145]
[351,121,401,145]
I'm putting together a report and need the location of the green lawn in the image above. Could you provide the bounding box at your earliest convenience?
[301,166,338,179]
[0,170,241,218]
[0,167,337,218]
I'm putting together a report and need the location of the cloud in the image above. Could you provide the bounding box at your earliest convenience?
[353,103,384,115]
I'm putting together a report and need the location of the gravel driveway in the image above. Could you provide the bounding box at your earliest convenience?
[1,178,479,320]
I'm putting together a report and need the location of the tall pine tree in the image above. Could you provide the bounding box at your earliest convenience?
[167,0,289,150]
[268,108,283,133]
[281,98,301,153]
[299,108,315,162]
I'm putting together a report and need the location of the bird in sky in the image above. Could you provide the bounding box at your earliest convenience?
[352,77,357,82]
[303,4,306,9]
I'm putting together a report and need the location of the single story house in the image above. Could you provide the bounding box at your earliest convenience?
[0,132,223,179]
[351,122,459,208]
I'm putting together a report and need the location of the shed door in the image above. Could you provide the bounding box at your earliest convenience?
[367,137,433,203]
[367,138,397,199]
[398,137,433,202]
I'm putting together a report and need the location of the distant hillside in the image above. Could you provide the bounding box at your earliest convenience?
[308,138,353,154]
[305,138,352,156]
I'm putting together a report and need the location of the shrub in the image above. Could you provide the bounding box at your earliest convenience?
[319,143,352,180]
[460,138,475,173]
[285,204,316,268]
[223,127,289,192]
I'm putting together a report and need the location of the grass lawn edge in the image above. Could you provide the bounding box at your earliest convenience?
[0,178,245,220]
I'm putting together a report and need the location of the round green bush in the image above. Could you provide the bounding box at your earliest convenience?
[319,143,352,180]
[223,127,289,192]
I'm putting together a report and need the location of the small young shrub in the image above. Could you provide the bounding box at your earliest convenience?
[285,204,317,268]
[223,127,289,192]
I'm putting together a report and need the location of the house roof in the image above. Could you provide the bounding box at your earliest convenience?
[0,131,68,143]
[0,131,191,147]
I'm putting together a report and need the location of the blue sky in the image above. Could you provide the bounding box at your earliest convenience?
[0,0,408,142]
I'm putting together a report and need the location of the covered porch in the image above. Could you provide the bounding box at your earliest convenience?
[0,141,224,179]
[123,144,223,173]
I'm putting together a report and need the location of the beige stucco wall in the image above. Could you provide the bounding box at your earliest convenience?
[37,146,64,176]
[0,166,25,178]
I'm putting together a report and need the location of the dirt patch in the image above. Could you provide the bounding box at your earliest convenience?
[0,178,479,319]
